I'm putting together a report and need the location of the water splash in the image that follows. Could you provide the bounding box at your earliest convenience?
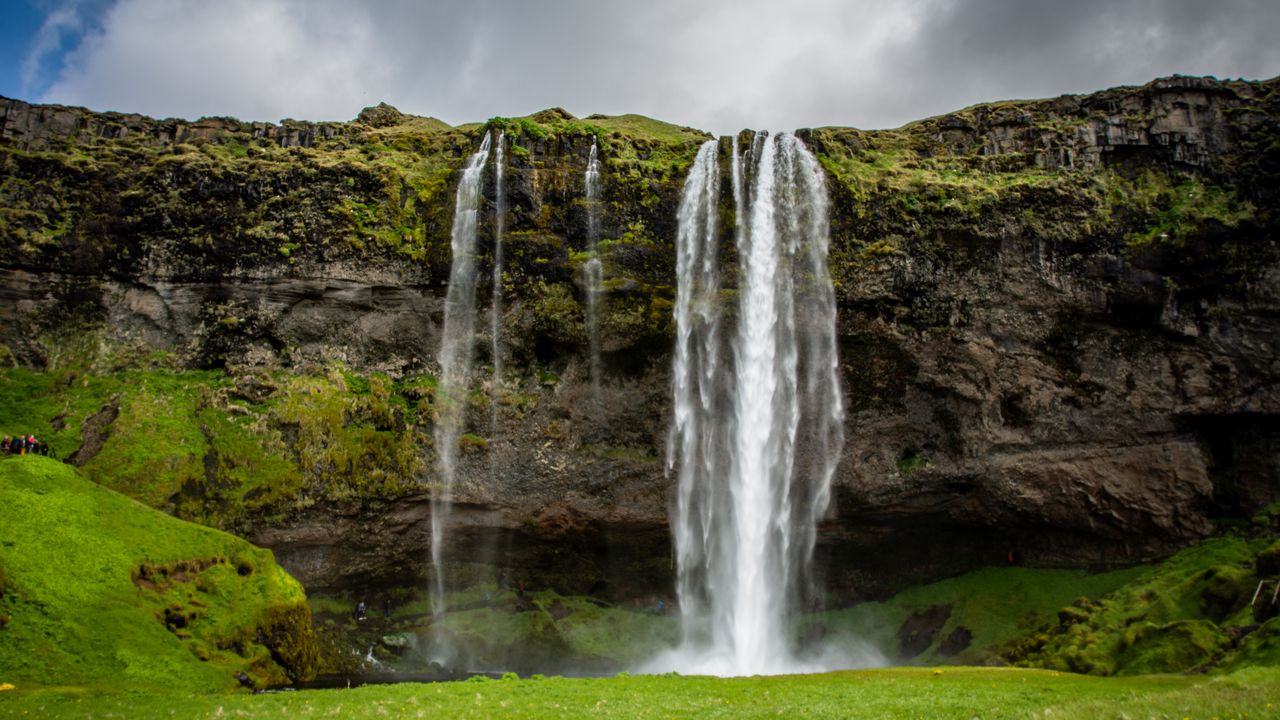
[583,137,604,403]
[656,132,847,676]
[430,131,493,617]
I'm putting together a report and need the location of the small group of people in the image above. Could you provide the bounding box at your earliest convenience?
[2,435,50,457]
[352,599,394,622]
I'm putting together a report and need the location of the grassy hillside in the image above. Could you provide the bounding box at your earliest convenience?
[0,455,317,691]
[1008,535,1280,675]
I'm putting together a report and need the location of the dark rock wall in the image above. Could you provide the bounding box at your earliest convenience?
[2,76,1278,603]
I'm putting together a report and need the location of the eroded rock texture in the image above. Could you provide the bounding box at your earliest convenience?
[2,75,1277,602]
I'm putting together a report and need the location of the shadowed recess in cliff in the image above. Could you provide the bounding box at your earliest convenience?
[431,131,493,622]
[649,132,859,676]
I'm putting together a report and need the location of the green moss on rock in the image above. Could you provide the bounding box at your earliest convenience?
[0,357,425,530]
[1011,537,1274,675]
[1118,619,1229,675]
[1228,617,1280,669]
[1256,541,1280,577]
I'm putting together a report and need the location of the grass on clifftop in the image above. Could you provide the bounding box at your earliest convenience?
[3,666,1279,719]
[0,455,316,691]
[484,109,709,178]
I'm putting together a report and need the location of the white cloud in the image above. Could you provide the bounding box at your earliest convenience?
[21,0,85,98]
[35,0,1280,133]
[43,0,394,121]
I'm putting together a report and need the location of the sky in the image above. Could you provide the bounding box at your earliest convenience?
[2,0,1279,135]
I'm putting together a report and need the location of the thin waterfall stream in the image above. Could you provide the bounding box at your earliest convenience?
[583,138,604,403]
[430,131,493,618]
[491,130,506,404]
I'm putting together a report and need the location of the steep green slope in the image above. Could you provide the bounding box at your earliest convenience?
[0,456,318,691]
[1008,534,1280,675]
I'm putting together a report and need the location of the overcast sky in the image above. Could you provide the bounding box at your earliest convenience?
[4,0,1279,135]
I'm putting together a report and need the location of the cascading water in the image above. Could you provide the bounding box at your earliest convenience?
[490,131,506,422]
[430,131,493,617]
[666,140,728,645]
[657,131,846,676]
[583,138,604,402]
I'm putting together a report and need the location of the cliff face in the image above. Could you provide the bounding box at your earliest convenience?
[1,76,1277,603]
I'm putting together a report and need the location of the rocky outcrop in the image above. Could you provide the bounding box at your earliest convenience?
[2,76,1278,604]
[906,75,1268,171]
[0,96,351,151]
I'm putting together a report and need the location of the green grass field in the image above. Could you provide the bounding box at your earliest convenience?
[2,666,1279,719]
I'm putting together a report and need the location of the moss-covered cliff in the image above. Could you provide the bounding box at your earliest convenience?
[1,75,1278,611]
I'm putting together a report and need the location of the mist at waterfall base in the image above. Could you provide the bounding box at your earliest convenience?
[642,132,884,676]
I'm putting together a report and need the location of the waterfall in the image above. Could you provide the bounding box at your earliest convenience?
[667,140,727,643]
[660,131,845,676]
[430,130,493,617]
[491,131,506,398]
[583,138,604,403]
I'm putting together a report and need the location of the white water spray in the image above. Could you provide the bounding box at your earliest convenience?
[657,132,846,676]
[430,131,493,617]
[583,137,604,402]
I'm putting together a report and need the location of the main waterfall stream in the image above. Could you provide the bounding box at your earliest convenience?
[657,132,846,676]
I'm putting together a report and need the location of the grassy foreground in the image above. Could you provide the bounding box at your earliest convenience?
[2,666,1279,719]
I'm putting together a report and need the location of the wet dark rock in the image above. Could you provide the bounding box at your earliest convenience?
[66,399,120,467]
[897,604,952,660]
[939,626,973,656]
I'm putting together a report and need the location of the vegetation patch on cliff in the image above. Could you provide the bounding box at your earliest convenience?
[0,351,425,530]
